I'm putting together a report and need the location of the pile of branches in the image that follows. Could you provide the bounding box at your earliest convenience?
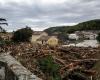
[0,43,100,80]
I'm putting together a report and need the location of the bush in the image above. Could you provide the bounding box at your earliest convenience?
[96,33,100,43]
[0,40,13,47]
[38,55,61,80]
[12,27,33,42]
[58,32,69,43]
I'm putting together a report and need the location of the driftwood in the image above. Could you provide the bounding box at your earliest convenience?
[81,70,97,76]
[0,43,100,80]
[71,59,99,62]
[53,56,66,65]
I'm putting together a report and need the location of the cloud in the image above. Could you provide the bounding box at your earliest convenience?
[0,0,100,31]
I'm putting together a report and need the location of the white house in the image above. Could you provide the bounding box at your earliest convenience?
[83,32,97,40]
[68,34,79,40]
[75,31,98,40]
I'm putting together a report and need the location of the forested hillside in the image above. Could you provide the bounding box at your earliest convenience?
[44,19,100,35]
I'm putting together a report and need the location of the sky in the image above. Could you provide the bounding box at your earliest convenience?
[0,0,100,32]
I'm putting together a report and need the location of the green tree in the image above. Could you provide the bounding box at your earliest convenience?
[96,33,100,43]
[0,18,8,33]
[58,32,69,43]
[12,26,33,42]
[38,55,61,80]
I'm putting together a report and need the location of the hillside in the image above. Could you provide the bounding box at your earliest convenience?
[44,19,100,35]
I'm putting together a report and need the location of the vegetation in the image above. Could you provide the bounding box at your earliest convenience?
[0,18,8,33]
[38,55,61,80]
[68,71,88,80]
[0,40,13,47]
[0,18,11,46]
[12,27,33,42]
[44,19,100,35]
[96,33,100,43]
[57,32,69,43]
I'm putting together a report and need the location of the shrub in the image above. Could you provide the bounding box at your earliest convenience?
[96,33,100,43]
[38,55,61,80]
[12,27,33,42]
[58,32,69,43]
[0,40,13,47]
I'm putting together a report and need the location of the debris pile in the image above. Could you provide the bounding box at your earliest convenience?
[0,43,100,80]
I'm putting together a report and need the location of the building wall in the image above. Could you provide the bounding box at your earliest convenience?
[68,34,79,40]
[75,31,99,40]
[31,32,48,43]
[83,33,98,40]
[31,35,41,43]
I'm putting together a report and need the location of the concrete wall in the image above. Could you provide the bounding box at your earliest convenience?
[0,53,42,80]
[31,32,48,43]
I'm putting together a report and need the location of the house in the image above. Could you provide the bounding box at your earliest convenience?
[82,31,97,40]
[68,33,79,40]
[37,36,58,46]
[31,31,48,43]
[75,31,84,40]
[37,35,49,44]
[75,31,99,40]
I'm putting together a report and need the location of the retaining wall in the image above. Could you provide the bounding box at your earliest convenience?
[0,53,42,80]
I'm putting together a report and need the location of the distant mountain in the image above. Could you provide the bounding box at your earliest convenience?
[44,19,100,35]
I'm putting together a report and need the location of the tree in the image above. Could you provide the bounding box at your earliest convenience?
[38,55,61,80]
[0,18,8,33]
[12,27,33,42]
[96,33,100,43]
[58,32,69,44]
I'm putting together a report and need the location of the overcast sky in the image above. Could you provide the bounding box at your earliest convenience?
[0,0,100,31]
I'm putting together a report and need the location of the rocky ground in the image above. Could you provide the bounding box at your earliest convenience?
[0,42,100,80]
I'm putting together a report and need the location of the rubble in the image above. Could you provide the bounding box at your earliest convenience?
[0,42,100,80]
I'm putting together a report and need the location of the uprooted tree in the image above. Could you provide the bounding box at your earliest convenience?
[12,26,33,42]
